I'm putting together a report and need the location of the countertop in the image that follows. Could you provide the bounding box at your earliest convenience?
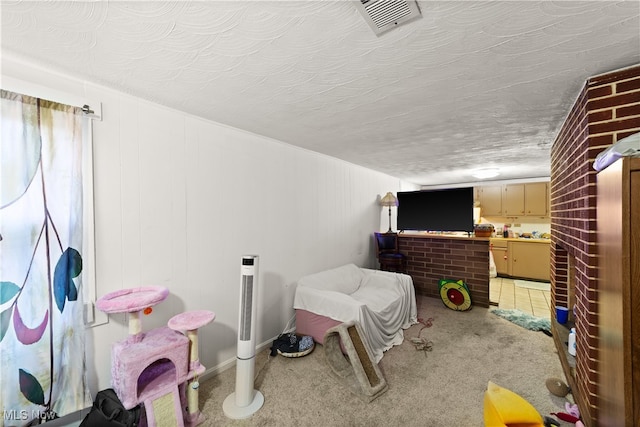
[490,237,551,243]
[395,233,551,243]
[397,232,490,241]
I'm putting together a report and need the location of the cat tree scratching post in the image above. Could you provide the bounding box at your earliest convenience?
[96,287,215,427]
[168,310,215,426]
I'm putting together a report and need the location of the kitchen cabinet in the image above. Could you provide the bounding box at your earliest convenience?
[490,239,508,275]
[503,184,525,216]
[503,182,549,217]
[524,182,548,216]
[509,241,550,281]
[477,182,548,218]
[490,238,550,281]
[478,185,503,216]
[596,157,640,427]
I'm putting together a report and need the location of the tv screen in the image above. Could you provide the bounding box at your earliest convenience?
[397,187,474,232]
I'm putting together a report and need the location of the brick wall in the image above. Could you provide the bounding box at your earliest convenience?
[397,235,490,308]
[550,64,640,426]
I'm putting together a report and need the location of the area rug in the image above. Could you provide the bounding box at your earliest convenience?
[514,279,551,291]
[490,308,551,333]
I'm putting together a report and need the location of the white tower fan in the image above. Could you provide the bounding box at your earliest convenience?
[223,255,264,419]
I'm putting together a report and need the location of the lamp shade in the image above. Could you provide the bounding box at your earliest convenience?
[380,192,398,207]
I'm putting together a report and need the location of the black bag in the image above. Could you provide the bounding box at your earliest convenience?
[79,388,141,427]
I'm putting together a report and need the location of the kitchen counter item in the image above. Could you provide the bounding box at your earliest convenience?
[474,224,494,237]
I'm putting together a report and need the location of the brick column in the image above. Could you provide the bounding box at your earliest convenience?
[550,64,640,426]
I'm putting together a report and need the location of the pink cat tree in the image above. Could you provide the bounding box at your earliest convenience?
[96,286,214,427]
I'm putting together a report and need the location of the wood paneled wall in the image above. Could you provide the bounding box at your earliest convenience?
[1,55,418,393]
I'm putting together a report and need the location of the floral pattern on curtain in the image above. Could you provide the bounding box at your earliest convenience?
[1,90,91,425]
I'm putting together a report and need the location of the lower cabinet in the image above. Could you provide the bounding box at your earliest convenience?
[509,241,550,281]
[490,239,550,281]
[490,241,509,276]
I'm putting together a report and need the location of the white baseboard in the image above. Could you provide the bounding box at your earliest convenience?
[200,334,281,382]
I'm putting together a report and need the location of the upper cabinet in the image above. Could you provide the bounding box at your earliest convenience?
[478,185,503,216]
[503,184,525,216]
[523,182,548,216]
[477,182,549,218]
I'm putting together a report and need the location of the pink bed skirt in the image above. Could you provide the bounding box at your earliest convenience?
[295,309,342,344]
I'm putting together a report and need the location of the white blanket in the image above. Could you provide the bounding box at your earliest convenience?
[293,264,417,363]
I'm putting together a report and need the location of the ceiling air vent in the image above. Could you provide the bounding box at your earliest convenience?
[355,0,422,36]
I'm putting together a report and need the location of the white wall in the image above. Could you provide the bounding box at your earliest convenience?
[2,55,417,396]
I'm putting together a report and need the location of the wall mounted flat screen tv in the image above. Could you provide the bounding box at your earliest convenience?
[397,187,474,233]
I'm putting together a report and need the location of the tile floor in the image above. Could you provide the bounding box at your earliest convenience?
[489,276,552,318]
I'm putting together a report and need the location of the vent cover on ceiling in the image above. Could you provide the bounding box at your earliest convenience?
[356,0,422,36]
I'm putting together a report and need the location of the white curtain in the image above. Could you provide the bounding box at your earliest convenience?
[0,90,91,424]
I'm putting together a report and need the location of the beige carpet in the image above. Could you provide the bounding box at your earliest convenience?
[198,295,574,426]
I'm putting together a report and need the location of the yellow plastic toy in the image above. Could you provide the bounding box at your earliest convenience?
[483,381,544,427]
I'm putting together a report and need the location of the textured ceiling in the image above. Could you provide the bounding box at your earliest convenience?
[2,1,639,186]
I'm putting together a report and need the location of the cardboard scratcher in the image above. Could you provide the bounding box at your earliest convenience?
[143,385,184,427]
[323,321,388,402]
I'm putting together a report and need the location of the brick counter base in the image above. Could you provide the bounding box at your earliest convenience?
[397,234,490,308]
